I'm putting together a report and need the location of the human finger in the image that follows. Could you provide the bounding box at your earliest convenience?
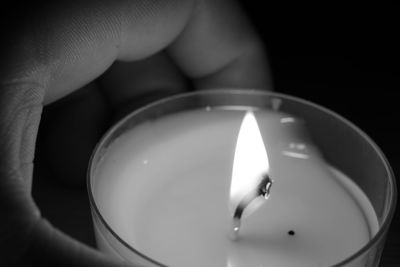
[167,0,273,90]
[0,82,132,267]
[0,0,193,265]
[102,0,273,111]
[1,0,194,105]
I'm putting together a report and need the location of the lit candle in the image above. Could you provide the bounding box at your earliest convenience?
[91,106,379,267]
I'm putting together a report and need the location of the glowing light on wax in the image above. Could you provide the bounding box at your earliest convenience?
[229,111,271,238]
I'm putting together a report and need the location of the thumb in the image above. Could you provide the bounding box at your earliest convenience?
[0,82,137,266]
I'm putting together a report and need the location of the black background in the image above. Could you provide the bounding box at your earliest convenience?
[239,3,399,265]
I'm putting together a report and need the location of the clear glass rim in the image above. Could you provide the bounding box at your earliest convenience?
[87,89,397,267]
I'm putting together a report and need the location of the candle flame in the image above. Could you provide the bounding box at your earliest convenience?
[230,111,270,218]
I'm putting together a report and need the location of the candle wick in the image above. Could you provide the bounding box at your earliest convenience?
[259,174,273,199]
[231,174,273,240]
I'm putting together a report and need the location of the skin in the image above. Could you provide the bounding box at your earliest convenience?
[0,0,272,266]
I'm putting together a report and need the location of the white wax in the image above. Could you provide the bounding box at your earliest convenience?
[92,108,379,267]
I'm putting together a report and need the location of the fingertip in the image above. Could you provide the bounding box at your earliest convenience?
[168,0,273,90]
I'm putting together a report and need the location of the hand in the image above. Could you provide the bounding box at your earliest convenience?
[0,0,272,266]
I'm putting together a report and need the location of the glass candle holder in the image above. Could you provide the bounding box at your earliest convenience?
[87,89,396,267]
